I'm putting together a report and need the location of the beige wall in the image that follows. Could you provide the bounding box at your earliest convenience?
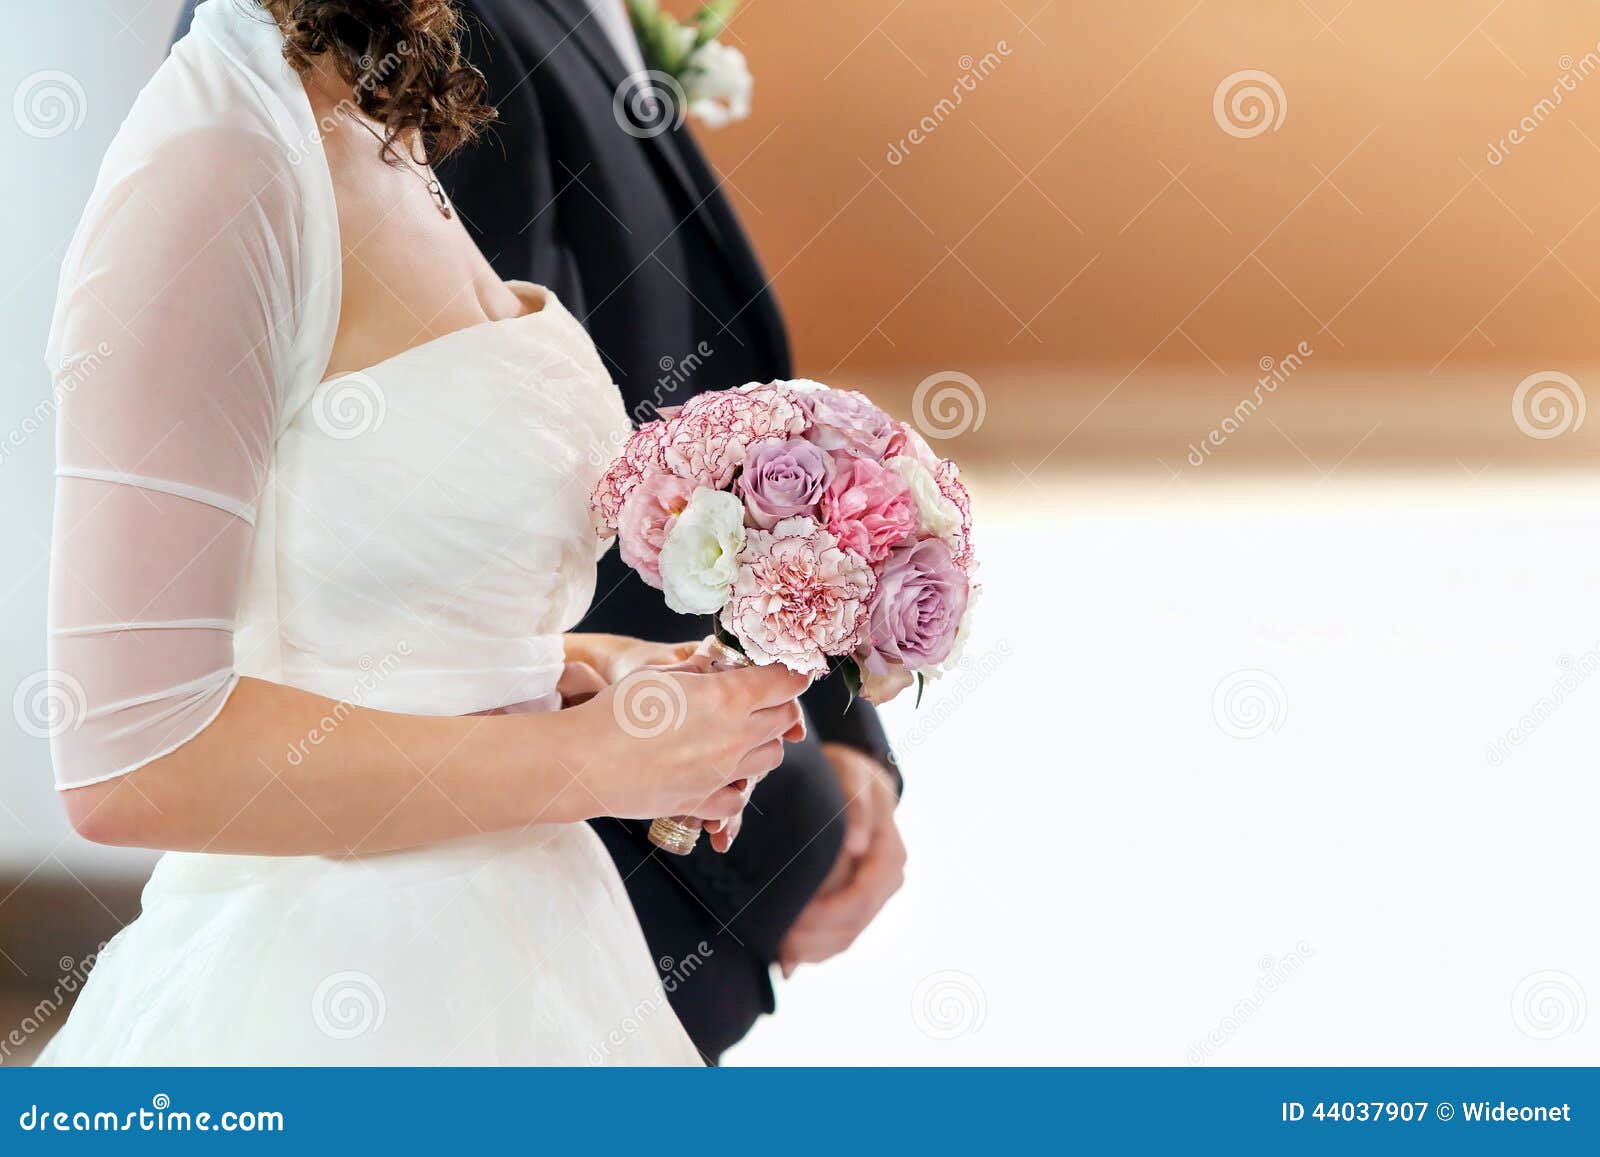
[695,1,1600,378]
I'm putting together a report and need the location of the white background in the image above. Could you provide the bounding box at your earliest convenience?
[731,476,1598,1063]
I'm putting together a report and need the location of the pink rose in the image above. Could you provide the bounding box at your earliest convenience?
[617,473,698,588]
[662,383,807,488]
[720,516,876,675]
[894,422,943,472]
[818,452,918,565]
[855,538,970,703]
[800,387,902,459]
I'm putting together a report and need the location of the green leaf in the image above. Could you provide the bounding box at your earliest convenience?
[691,0,740,46]
[914,672,926,709]
[627,0,695,77]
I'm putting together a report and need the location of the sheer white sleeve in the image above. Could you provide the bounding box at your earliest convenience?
[46,129,305,789]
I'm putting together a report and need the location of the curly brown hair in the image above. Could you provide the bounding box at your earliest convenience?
[265,0,495,162]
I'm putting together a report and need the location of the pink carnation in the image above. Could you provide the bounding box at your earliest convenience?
[661,383,807,489]
[720,517,875,675]
[819,452,918,565]
[936,460,976,572]
[617,473,698,588]
[592,420,671,534]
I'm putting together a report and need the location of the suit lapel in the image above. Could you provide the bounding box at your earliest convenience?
[531,0,791,375]
[535,0,723,246]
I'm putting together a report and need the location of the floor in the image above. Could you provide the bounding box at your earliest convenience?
[728,468,1600,1064]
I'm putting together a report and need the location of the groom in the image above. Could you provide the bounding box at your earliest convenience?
[173,0,905,1062]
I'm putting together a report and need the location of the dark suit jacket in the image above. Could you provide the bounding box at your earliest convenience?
[173,0,894,1062]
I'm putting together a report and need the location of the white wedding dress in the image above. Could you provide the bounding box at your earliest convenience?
[37,1,700,1065]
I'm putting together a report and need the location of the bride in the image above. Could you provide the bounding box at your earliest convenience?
[37,0,807,1065]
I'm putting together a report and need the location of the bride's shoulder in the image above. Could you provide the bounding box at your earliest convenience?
[107,52,296,188]
[76,28,322,264]
[101,3,321,202]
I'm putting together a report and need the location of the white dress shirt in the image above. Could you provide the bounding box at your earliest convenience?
[584,0,648,77]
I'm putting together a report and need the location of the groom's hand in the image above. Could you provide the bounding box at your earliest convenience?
[777,743,905,977]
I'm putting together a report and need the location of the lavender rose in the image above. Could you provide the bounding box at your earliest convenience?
[735,436,829,529]
[802,388,903,459]
[855,537,970,703]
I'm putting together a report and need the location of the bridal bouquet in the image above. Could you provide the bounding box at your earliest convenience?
[593,380,976,853]
[593,379,976,701]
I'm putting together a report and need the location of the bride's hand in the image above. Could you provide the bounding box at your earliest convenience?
[569,664,810,823]
[593,637,701,684]
[556,661,608,708]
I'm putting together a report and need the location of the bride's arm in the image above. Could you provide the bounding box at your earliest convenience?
[62,676,598,853]
[60,670,801,856]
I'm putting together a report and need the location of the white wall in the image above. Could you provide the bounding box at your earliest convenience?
[0,1,183,875]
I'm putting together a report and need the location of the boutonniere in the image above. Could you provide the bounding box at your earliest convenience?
[626,0,753,129]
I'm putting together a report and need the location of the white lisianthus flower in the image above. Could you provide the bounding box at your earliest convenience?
[890,456,963,539]
[682,38,753,128]
[658,487,747,614]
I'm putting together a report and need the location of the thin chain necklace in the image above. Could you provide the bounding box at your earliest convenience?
[351,116,454,220]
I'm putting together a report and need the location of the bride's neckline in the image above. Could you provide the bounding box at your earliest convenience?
[279,35,555,386]
[317,280,557,385]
